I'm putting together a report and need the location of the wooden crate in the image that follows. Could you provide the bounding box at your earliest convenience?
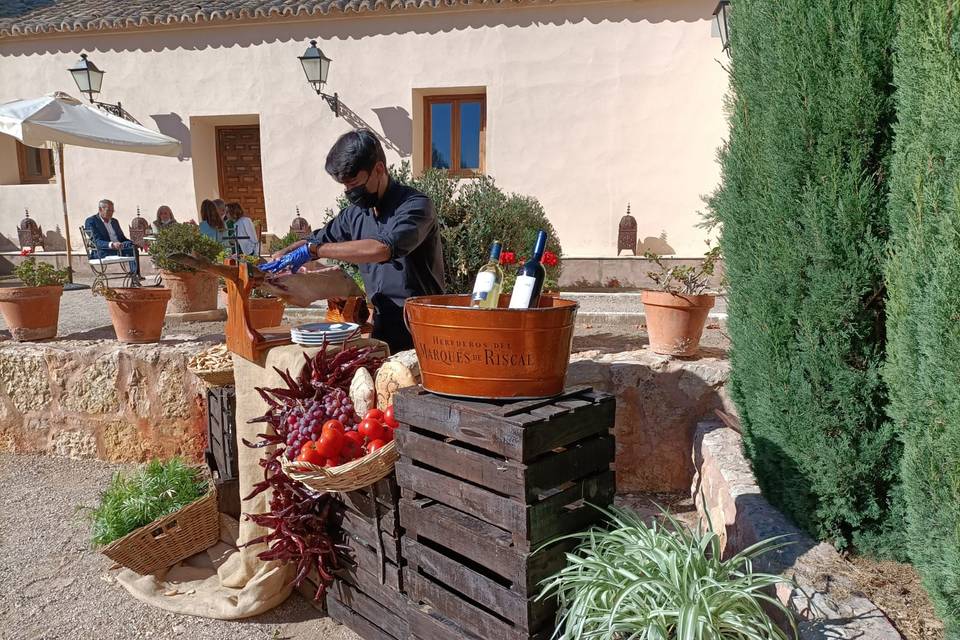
[394,386,616,640]
[326,476,409,640]
[205,385,238,482]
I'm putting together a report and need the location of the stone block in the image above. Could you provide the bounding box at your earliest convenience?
[58,351,120,415]
[567,348,729,492]
[51,430,97,460]
[691,422,903,640]
[0,347,51,414]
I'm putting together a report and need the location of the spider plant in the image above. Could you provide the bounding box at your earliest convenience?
[88,458,208,547]
[538,505,797,640]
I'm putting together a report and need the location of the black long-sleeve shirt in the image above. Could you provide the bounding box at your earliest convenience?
[312,179,445,350]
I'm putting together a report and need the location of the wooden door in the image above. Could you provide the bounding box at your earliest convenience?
[216,125,266,225]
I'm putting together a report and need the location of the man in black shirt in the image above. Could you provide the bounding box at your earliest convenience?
[261,129,445,352]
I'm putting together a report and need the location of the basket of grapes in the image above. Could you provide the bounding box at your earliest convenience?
[247,340,399,493]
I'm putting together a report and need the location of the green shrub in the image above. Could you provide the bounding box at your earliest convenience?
[88,458,208,547]
[149,223,223,272]
[392,162,562,293]
[707,0,901,554]
[538,505,795,639]
[14,256,69,287]
[885,0,960,630]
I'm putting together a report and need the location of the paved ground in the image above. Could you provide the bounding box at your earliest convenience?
[0,453,361,640]
[0,277,726,341]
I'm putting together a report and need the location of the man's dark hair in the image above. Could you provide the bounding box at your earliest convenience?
[325,129,387,183]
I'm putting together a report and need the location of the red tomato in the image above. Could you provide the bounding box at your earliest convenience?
[364,408,385,423]
[367,438,387,453]
[383,405,399,428]
[358,418,385,441]
[316,429,344,458]
[341,441,362,461]
[322,419,344,434]
[324,457,340,467]
[381,425,395,442]
[343,430,365,448]
[301,442,324,465]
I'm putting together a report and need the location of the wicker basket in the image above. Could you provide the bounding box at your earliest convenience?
[188,366,235,387]
[280,441,398,493]
[100,488,221,575]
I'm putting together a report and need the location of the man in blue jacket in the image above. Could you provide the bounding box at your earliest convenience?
[84,199,141,282]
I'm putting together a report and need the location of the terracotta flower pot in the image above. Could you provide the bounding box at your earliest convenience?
[161,270,218,314]
[641,290,715,357]
[105,288,172,343]
[248,297,285,329]
[0,285,63,341]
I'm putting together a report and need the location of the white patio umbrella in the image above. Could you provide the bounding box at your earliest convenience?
[0,92,181,283]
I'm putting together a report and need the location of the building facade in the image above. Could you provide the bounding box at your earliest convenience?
[0,0,728,263]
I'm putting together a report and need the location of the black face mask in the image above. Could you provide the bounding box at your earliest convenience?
[345,174,380,209]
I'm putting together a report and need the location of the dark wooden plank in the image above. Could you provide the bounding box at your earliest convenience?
[395,392,527,458]
[336,540,403,593]
[524,436,615,500]
[401,498,524,582]
[396,461,526,534]
[407,603,485,640]
[296,570,328,612]
[520,402,615,461]
[338,508,400,563]
[405,539,556,630]
[397,428,526,499]
[333,561,407,614]
[406,570,520,640]
[327,591,406,640]
[526,470,616,546]
[336,489,400,535]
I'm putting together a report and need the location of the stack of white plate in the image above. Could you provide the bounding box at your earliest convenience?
[291,322,360,346]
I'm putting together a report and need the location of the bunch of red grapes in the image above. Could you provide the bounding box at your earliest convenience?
[282,389,358,461]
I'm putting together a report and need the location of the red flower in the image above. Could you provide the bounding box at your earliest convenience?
[19,248,34,257]
[500,251,517,265]
[542,250,559,267]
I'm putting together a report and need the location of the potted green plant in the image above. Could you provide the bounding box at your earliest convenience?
[642,245,721,356]
[149,224,223,313]
[539,505,796,640]
[93,281,172,344]
[0,250,68,341]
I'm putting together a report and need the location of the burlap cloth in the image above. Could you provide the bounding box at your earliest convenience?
[115,339,388,619]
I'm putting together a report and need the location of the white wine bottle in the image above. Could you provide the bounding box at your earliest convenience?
[508,230,547,309]
[471,241,504,308]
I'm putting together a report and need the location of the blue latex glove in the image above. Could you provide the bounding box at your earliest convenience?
[259,243,312,274]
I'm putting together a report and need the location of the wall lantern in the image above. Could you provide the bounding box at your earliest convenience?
[68,53,136,121]
[299,40,340,117]
[713,1,731,56]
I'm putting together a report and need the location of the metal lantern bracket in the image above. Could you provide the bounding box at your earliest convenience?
[321,91,340,117]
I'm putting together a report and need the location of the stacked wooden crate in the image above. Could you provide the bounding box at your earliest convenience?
[394,386,616,640]
[322,477,409,640]
[204,385,241,519]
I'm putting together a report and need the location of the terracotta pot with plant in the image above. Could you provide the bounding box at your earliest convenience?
[96,284,172,344]
[642,245,721,357]
[149,224,223,313]
[0,252,68,341]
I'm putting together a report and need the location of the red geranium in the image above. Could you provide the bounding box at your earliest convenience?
[542,250,559,267]
[500,251,517,265]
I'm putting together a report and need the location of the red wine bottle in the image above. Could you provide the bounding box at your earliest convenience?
[508,230,547,309]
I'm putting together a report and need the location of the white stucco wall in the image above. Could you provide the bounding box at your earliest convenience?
[0,0,728,258]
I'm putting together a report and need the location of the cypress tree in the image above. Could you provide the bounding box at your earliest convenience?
[708,0,901,551]
[885,0,960,630]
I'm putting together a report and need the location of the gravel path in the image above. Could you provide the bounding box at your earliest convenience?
[0,453,360,640]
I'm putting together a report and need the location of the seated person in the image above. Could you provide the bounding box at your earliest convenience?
[152,205,178,234]
[198,199,224,243]
[225,202,260,257]
[84,199,141,281]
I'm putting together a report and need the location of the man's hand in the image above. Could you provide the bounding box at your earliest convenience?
[110,241,122,250]
[271,240,307,262]
[259,243,312,274]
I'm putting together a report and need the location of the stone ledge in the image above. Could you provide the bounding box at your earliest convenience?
[691,421,902,640]
[0,339,210,462]
[567,348,732,492]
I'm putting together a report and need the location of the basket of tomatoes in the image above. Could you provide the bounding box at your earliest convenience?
[280,405,400,493]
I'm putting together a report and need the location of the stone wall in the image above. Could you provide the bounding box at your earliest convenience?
[692,421,902,640]
[567,348,732,492]
[0,340,208,461]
